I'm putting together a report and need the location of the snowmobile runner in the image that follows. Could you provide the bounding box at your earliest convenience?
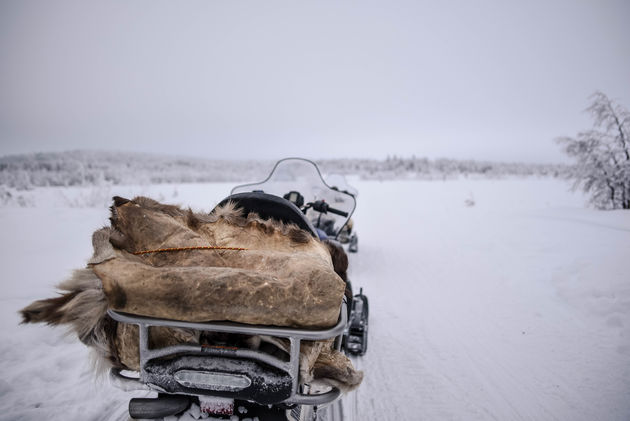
[343,288,368,356]
[108,158,369,420]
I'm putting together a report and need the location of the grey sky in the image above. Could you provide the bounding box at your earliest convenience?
[1,0,628,163]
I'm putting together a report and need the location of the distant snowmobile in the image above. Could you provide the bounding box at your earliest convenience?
[324,174,359,253]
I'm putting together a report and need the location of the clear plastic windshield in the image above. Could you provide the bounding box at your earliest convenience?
[325,174,359,198]
[231,158,356,238]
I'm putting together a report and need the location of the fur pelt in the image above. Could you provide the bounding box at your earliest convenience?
[20,196,362,392]
[92,196,345,328]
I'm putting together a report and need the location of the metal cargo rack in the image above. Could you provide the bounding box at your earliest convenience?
[108,301,347,407]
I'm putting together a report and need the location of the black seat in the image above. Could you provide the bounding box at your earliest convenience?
[214,192,318,237]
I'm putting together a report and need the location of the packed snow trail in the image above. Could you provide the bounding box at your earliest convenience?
[0,179,629,420]
[347,179,630,421]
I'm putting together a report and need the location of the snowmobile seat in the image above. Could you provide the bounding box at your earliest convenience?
[215,192,318,238]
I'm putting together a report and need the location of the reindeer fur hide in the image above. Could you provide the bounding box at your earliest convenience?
[20,196,362,392]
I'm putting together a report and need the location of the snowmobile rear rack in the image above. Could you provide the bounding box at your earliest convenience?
[108,302,347,407]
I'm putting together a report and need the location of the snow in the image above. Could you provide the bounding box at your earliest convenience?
[0,178,629,420]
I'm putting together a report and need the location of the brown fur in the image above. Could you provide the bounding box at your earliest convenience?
[312,347,364,391]
[20,291,80,324]
[20,196,362,391]
[19,269,118,369]
[208,200,311,245]
[108,197,313,254]
[323,240,348,281]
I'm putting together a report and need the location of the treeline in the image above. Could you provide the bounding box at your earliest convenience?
[0,151,567,190]
[317,156,565,180]
[0,151,271,190]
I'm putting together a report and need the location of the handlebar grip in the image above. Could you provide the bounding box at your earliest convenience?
[327,207,348,217]
[311,200,349,218]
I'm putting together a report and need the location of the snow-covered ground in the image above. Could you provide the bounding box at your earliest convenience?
[1,178,629,420]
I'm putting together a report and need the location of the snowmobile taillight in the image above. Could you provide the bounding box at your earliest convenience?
[174,370,252,391]
[199,396,234,416]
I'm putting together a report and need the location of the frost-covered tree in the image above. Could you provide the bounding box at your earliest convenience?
[557,92,630,209]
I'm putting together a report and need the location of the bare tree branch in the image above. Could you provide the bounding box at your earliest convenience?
[557,93,630,209]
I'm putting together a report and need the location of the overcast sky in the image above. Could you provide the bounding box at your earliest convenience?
[1,0,628,163]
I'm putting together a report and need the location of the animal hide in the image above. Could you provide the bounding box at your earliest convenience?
[20,196,362,392]
[99,196,345,328]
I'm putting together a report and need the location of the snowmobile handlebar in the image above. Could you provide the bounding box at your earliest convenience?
[308,200,349,217]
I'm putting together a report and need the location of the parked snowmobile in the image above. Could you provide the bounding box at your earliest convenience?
[109,158,369,420]
[323,174,359,253]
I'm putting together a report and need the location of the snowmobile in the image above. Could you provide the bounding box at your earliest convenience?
[109,158,369,420]
[323,174,359,253]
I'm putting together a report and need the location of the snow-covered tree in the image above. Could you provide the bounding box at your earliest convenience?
[557,92,630,209]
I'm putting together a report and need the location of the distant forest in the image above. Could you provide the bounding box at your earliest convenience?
[0,151,568,190]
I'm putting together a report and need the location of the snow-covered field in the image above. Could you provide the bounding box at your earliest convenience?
[1,178,629,420]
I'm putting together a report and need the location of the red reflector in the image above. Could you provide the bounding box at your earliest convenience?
[199,396,234,416]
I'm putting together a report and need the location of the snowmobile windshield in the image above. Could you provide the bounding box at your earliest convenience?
[231,158,356,238]
[325,174,358,198]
